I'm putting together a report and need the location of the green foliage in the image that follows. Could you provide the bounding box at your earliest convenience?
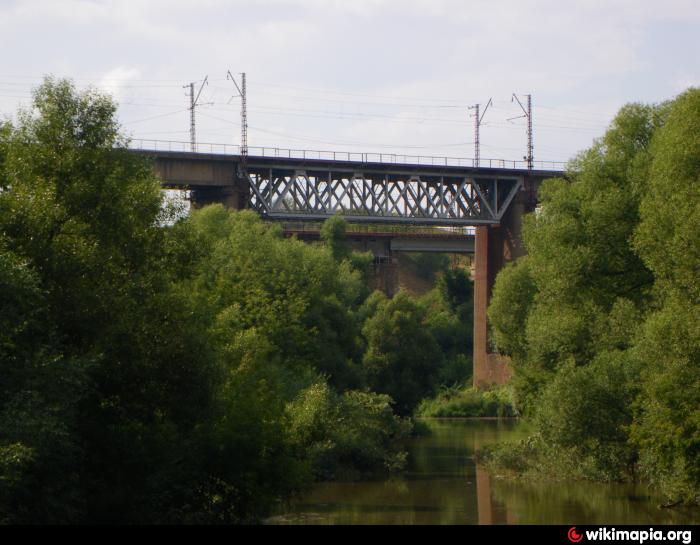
[0,243,45,386]
[534,352,641,481]
[631,299,700,503]
[2,78,459,522]
[0,77,211,523]
[630,88,700,503]
[435,354,473,388]
[489,98,660,403]
[415,385,516,418]
[634,89,700,302]
[174,343,308,524]
[0,75,526,522]
[320,214,350,260]
[420,279,473,387]
[287,382,411,479]
[485,88,700,501]
[438,267,473,316]
[488,258,536,361]
[348,250,374,292]
[405,252,450,280]
[187,205,365,392]
[0,78,305,523]
[361,291,441,415]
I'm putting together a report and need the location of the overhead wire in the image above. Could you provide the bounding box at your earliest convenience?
[198,112,475,149]
[122,108,190,125]
[0,74,615,161]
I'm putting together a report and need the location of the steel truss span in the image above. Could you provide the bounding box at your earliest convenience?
[245,167,523,225]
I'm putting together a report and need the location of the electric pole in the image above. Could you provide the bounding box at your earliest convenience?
[510,93,533,170]
[468,98,492,167]
[184,76,209,152]
[227,70,248,161]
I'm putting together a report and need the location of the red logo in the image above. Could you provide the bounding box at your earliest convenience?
[568,527,584,543]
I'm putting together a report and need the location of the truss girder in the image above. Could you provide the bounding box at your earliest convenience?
[245,167,522,225]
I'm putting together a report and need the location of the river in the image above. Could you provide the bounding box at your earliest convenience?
[269,418,699,525]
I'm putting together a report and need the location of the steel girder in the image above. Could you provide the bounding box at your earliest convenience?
[244,166,523,225]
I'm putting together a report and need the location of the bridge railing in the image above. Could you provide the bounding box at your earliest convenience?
[130,139,566,171]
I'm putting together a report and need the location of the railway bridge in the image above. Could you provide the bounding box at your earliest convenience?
[134,141,564,388]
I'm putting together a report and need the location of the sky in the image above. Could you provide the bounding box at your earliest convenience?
[1,0,698,164]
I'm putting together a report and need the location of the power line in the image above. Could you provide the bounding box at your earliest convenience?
[484,121,602,132]
[121,108,190,125]
[0,78,611,130]
[0,74,614,162]
[247,89,465,109]
[242,107,471,125]
[247,80,480,104]
[0,74,203,83]
[115,99,606,131]
[198,115,475,150]
[248,125,474,149]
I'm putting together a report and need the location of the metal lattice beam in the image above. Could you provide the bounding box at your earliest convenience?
[245,167,522,225]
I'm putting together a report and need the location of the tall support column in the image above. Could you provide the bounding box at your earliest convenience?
[472,182,535,387]
[473,220,520,388]
[473,226,493,388]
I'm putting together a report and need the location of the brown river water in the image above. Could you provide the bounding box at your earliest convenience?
[269,419,699,525]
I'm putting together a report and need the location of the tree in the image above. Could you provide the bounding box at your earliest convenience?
[186,205,366,392]
[0,77,296,523]
[0,77,198,522]
[631,88,700,503]
[489,101,662,410]
[418,268,474,387]
[485,97,668,478]
[361,291,440,415]
[320,214,350,260]
[488,258,536,361]
[286,382,411,479]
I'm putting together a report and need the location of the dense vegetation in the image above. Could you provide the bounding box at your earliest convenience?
[0,78,474,523]
[484,88,700,504]
[415,385,515,418]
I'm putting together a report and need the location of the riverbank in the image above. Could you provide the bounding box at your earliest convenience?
[269,419,699,525]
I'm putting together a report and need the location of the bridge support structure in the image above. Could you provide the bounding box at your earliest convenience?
[142,148,556,389]
[189,185,247,210]
[243,164,523,226]
[472,184,534,388]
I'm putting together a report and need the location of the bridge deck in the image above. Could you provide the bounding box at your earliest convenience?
[137,145,563,227]
[140,148,562,181]
[132,139,566,172]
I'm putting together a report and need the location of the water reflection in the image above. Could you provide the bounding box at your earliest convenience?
[270,419,699,525]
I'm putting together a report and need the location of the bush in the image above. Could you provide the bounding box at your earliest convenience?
[533,352,641,481]
[416,385,517,418]
[361,291,441,415]
[287,382,411,479]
